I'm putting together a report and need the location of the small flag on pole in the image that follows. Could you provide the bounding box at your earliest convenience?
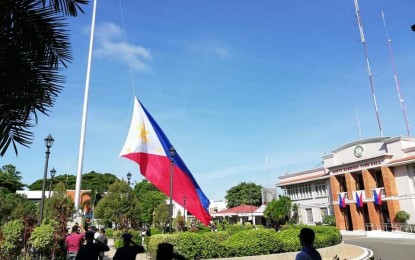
[338,193,346,208]
[373,188,383,206]
[120,97,211,225]
[355,191,363,208]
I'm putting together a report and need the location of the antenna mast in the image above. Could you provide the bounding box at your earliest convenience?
[381,11,410,136]
[353,0,383,136]
[356,107,362,139]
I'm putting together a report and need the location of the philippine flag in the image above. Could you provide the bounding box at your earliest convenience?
[355,192,363,208]
[338,193,346,208]
[120,97,211,225]
[373,188,383,206]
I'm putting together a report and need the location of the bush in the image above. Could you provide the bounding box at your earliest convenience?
[395,210,410,223]
[323,215,336,226]
[0,220,24,260]
[223,229,281,257]
[146,225,341,258]
[29,220,59,259]
[105,228,114,238]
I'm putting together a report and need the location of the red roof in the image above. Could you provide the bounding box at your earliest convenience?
[216,205,259,214]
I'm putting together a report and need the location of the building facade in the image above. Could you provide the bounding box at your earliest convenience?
[277,168,333,225]
[277,136,415,231]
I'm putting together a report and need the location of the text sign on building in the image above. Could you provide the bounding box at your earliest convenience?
[331,161,382,174]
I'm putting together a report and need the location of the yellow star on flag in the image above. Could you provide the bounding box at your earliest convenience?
[137,122,150,144]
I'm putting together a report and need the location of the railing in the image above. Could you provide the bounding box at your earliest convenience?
[365,223,415,233]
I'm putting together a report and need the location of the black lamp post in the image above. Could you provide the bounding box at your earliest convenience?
[411,24,415,32]
[39,134,54,223]
[48,168,56,199]
[127,171,132,186]
[169,147,176,234]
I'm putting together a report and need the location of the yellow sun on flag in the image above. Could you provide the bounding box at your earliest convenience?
[137,122,150,144]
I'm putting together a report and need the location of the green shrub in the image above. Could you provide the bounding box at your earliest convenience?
[105,228,114,238]
[0,219,24,260]
[323,215,336,226]
[29,220,59,258]
[223,229,281,257]
[395,210,410,223]
[146,225,341,259]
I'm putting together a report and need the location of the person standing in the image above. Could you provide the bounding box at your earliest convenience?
[65,225,85,260]
[75,231,109,260]
[96,228,108,260]
[295,228,322,260]
[113,233,144,260]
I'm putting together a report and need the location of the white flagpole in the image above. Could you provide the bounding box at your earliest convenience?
[75,0,97,218]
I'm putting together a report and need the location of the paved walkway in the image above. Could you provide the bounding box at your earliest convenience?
[102,239,368,260]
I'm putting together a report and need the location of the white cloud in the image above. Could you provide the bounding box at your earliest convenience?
[94,22,152,71]
[191,39,231,60]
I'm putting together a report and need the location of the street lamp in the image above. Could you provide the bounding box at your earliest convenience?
[48,168,56,199]
[169,147,176,234]
[39,134,54,223]
[127,171,132,186]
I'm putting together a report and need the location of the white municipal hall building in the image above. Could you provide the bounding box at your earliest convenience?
[277,136,415,231]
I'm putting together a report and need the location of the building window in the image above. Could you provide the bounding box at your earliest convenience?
[320,207,328,220]
[314,181,327,197]
[306,208,313,223]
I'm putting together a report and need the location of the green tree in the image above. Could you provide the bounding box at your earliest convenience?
[225,182,263,208]
[44,182,74,239]
[9,199,37,255]
[264,196,291,225]
[28,171,118,194]
[0,190,30,224]
[0,0,88,156]
[132,180,166,224]
[289,203,299,224]
[94,180,141,229]
[173,210,185,232]
[0,164,25,193]
[153,203,169,233]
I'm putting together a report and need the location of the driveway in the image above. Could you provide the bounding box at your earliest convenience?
[343,235,415,259]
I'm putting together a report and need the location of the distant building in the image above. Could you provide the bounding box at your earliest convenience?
[276,136,415,231]
[261,187,278,204]
[211,204,265,225]
[277,168,332,225]
[16,189,92,215]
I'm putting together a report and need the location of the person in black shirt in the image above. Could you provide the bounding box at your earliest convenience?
[75,231,109,260]
[113,232,144,260]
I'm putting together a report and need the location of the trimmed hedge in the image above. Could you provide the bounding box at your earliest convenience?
[147,225,341,259]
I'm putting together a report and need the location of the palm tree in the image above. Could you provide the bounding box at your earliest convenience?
[0,0,88,156]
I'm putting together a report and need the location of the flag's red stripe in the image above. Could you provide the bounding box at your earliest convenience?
[123,152,211,225]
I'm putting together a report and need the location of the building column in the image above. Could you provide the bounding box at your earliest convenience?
[362,169,381,229]
[381,166,400,224]
[330,175,346,230]
[345,172,365,230]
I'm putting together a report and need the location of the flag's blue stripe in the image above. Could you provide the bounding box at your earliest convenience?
[139,100,211,212]
[373,190,378,205]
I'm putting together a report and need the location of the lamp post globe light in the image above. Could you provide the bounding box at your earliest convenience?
[127,171,132,186]
[39,134,54,223]
[169,146,176,234]
[48,168,56,199]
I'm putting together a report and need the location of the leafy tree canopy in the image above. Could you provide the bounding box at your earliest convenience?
[263,196,291,225]
[132,180,166,224]
[94,180,142,229]
[153,202,169,232]
[0,190,31,224]
[225,182,263,208]
[0,164,25,193]
[28,171,118,192]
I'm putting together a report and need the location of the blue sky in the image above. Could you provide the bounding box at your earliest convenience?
[2,0,415,201]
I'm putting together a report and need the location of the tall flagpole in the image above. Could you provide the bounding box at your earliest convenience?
[75,0,97,217]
